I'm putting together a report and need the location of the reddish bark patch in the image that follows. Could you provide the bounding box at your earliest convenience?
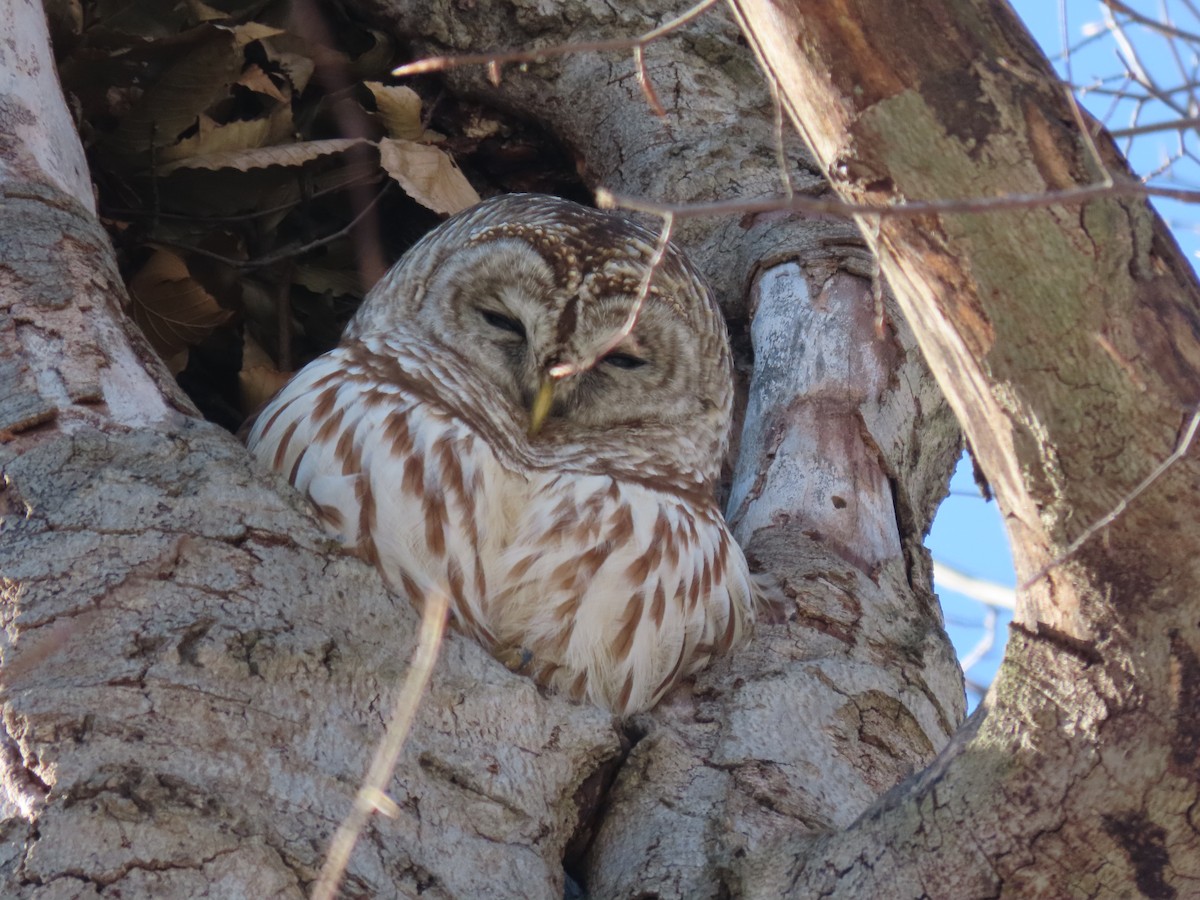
[1102,812,1176,900]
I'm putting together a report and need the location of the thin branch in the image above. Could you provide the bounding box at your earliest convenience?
[547,213,674,379]
[958,606,1000,674]
[392,0,720,77]
[160,184,390,271]
[1051,27,1111,63]
[1109,116,1200,138]
[964,676,990,697]
[1101,0,1200,44]
[1059,0,1112,186]
[1104,5,1192,121]
[1021,405,1200,590]
[100,174,384,225]
[311,588,450,900]
[867,217,885,339]
[767,73,794,200]
[633,44,667,117]
[1160,3,1200,125]
[723,0,795,198]
[596,178,1200,224]
[1074,78,1195,99]
[933,561,1016,610]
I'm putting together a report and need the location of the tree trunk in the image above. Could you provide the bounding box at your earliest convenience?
[726,0,1200,896]
[355,4,964,894]
[1,1,972,897]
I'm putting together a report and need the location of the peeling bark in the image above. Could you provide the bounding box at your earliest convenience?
[729,0,1200,896]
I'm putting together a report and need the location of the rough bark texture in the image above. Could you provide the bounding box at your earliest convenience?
[730,0,1200,896]
[352,2,964,894]
[2,1,966,897]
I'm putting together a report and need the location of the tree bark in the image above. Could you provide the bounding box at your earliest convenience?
[727,0,1200,896]
[2,6,622,898]
[2,1,969,897]
[355,3,964,894]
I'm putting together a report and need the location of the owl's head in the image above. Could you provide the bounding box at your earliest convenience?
[346,194,735,486]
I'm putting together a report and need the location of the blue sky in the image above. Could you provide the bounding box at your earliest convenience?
[927,1,1197,705]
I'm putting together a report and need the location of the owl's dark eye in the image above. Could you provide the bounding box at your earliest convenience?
[601,352,647,370]
[480,308,526,339]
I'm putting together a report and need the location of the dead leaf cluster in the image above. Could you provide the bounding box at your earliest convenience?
[52,0,588,428]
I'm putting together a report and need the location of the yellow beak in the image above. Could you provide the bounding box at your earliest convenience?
[528,377,555,436]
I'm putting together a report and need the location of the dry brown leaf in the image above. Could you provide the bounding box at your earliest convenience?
[263,103,297,148]
[256,31,321,95]
[364,82,423,141]
[377,138,480,215]
[128,248,234,373]
[104,24,290,168]
[157,137,370,174]
[103,29,244,164]
[239,333,292,415]
[261,31,345,84]
[239,63,288,104]
[269,50,315,95]
[157,114,273,164]
[184,0,229,23]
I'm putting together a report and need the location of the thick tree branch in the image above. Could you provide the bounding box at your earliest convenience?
[5,2,971,895]
[731,0,1200,894]
[0,8,622,898]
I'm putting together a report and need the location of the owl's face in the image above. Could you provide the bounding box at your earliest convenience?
[346,195,734,484]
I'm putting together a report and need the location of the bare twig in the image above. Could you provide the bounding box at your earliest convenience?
[964,677,990,697]
[1073,77,1194,100]
[1101,0,1200,44]
[633,44,667,117]
[723,0,797,197]
[958,606,1000,674]
[767,73,794,200]
[1159,3,1200,129]
[596,178,1200,224]
[933,561,1016,611]
[1052,28,1111,63]
[392,0,720,77]
[866,217,885,338]
[1109,116,1200,138]
[311,588,450,900]
[1104,4,1193,123]
[1060,0,1112,185]
[160,184,390,271]
[292,0,388,288]
[101,174,384,225]
[548,213,674,379]
[1021,405,1200,590]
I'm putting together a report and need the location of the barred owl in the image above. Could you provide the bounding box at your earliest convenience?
[245,193,760,716]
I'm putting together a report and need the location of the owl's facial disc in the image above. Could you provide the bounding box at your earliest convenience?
[528,335,652,434]
[413,218,726,452]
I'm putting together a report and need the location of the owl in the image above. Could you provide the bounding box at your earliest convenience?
[245,193,760,716]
